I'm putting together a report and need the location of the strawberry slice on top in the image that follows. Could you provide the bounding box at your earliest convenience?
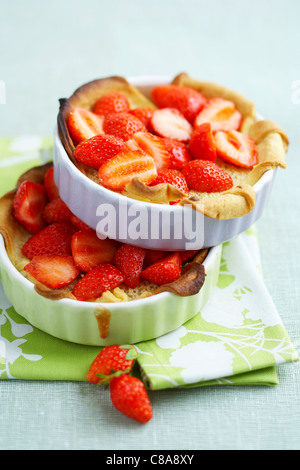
[103,112,147,141]
[132,132,171,170]
[194,98,242,132]
[42,197,72,224]
[141,252,182,286]
[24,254,79,289]
[214,130,257,168]
[22,222,77,260]
[164,138,191,170]
[72,264,125,301]
[13,181,48,235]
[151,168,189,195]
[73,134,126,169]
[151,84,206,123]
[189,122,217,162]
[93,92,130,116]
[183,160,233,193]
[151,108,193,142]
[67,108,104,145]
[114,244,146,288]
[71,230,120,272]
[98,150,157,191]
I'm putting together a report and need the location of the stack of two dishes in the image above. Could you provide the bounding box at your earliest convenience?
[0,74,288,346]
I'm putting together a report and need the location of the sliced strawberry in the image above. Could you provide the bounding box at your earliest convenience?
[179,250,199,264]
[114,244,146,288]
[22,222,77,260]
[141,253,182,285]
[24,254,79,289]
[44,167,59,201]
[189,123,217,162]
[72,264,125,301]
[43,197,72,224]
[151,84,206,123]
[129,108,154,131]
[182,160,233,193]
[214,130,258,168]
[194,98,242,132]
[69,213,93,232]
[71,231,120,272]
[13,181,48,235]
[151,108,193,142]
[93,92,130,116]
[98,150,157,191]
[132,132,171,170]
[143,249,171,267]
[164,138,191,170]
[103,113,147,141]
[151,168,189,195]
[67,108,104,145]
[73,134,126,169]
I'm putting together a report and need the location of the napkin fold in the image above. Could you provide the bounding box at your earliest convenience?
[0,137,298,387]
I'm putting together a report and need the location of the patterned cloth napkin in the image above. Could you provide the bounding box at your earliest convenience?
[0,137,298,387]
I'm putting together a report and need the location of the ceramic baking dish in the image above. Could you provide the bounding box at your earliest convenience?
[0,235,222,346]
[53,75,287,251]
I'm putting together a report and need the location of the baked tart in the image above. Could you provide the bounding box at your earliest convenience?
[57,73,288,220]
[0,164,209,303]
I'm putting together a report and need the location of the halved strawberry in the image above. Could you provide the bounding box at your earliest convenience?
[24,254,79,289]
[114,244,146,288]
[129,108,154,131]
[143,249,171,267]
[67,108,104,145]
[13,181,48,234]
[98,150,157,191]
[214,130,258,168]
[194,98,242,132]
[22,222,77,260]
[179,250,199,264]
[44,167,59,201]
[141,253,182,285]
[151,84,206,123]
[151,108,193,142]
[189,122,217,162]
[132,132,171,170]
[103,113,147,141]
[72,264,125,301]
[93,92,130,116]
[151,168,189,195]
[182,160,233,193]
[43,197,72,224]
[164,138,191,170]
[69,213,93,232]
[73,134,126,169]
[71,231,120,272]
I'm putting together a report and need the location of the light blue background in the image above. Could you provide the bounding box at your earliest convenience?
[0,0,299,450]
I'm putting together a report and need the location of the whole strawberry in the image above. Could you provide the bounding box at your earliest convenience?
[183,160,233,193]
[110,374,153,423]
[87,345,137,384]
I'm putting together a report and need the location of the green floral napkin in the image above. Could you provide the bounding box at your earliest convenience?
[0,137,298,387]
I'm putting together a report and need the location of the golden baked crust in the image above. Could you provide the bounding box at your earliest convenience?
[0,165,208,302]
[57,73,288,220]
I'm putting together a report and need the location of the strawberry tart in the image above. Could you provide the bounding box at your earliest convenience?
[0,164,208,303]
[57,73,289,220]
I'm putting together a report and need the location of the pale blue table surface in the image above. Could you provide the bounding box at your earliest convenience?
[0,0,299,450]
